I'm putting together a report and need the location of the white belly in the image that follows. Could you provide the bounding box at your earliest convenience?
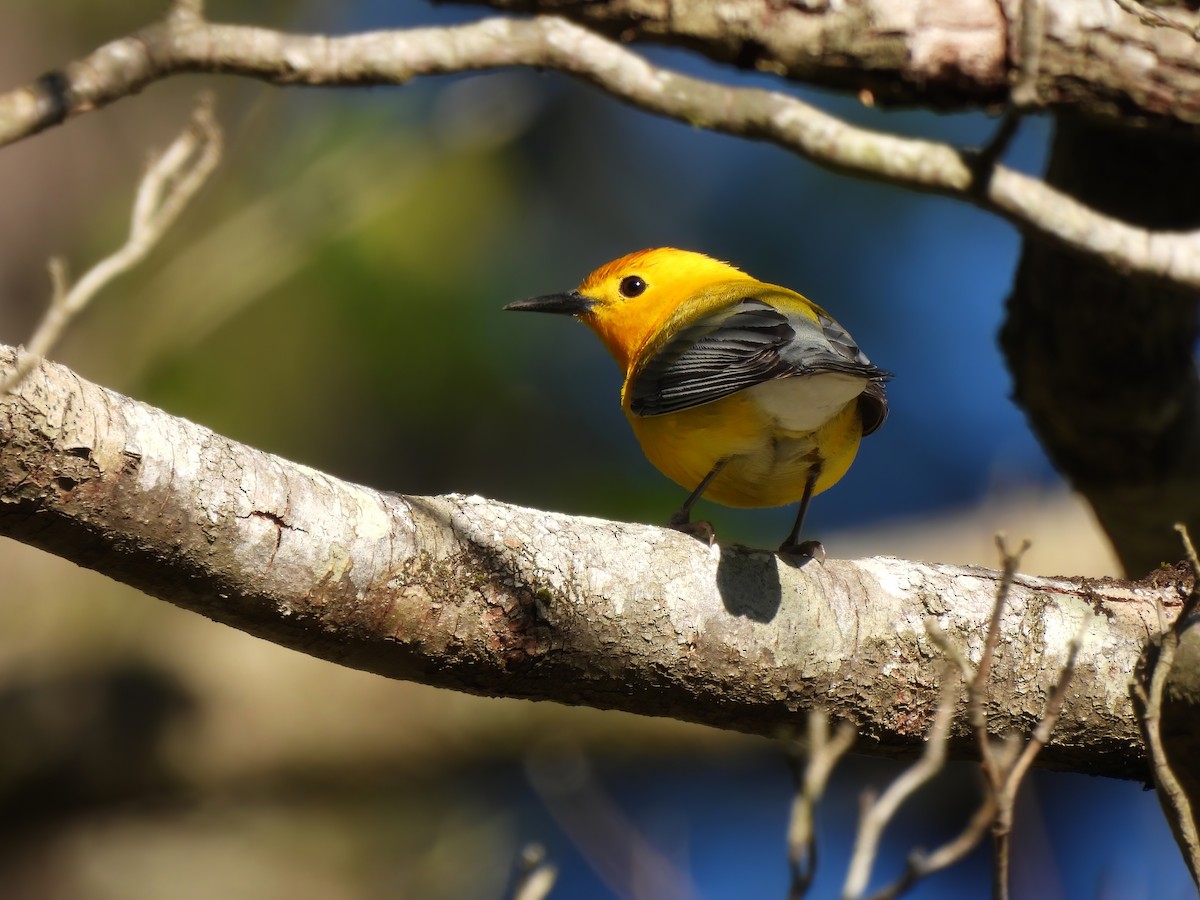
[745,373,868,433]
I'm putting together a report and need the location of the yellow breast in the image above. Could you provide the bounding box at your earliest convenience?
[625,386,864,509]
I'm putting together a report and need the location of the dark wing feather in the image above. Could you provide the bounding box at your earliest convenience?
[628,297,891,419]
[858,380,889,436]
[814,307,890,435]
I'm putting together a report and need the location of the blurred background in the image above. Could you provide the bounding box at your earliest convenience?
[0,1,1189,898]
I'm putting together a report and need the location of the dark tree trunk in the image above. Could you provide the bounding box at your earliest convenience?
[1001,117,1200,576]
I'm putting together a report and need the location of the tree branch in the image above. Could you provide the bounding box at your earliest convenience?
[0,347,1179,779]
[461,0,1200,126]
[3,12,1200,288]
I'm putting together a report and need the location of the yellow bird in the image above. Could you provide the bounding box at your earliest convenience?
[506,248,890,558]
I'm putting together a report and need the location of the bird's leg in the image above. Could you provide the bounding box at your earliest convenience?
[668,458,729,545]
[778,464,825,563]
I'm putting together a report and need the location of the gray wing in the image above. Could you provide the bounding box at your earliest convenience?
[627,297,891,425]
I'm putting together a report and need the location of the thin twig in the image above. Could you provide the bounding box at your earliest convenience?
[966,535,1086,900]
[978,537,1027,900]
[870,565,1076,900]
[929,537,1079,900]
[866,794,996,900]
[988,626,1084,900]
[841,621,1000,900]
[924,619,975,682]
[787,709,856,898]
[841,669,960,899]
[964,0,1038,194]
[970,536,1030,795]
[1,94,221,394]
[510,843,558,900]
[1112,0,1200,41]
[1134,524,1200,886]
[1006,627,1084,792]
[1178,523,1200,577]
[966,112,1022,195]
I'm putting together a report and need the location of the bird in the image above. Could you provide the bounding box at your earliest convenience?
[505,248,890,559]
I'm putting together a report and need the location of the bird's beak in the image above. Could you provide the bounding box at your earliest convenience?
[504,290,596,316]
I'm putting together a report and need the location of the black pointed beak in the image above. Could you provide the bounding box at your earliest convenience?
[504,290,595,315]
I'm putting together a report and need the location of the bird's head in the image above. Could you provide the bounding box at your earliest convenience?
[505,248,752,372]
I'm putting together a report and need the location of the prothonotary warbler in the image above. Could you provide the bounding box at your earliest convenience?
[506,248,890,559]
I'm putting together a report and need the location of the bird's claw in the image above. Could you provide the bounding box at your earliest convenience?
[777,539,826,565]
[668,514,716,546]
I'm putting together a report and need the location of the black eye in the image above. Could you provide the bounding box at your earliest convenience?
[619,275,647,298]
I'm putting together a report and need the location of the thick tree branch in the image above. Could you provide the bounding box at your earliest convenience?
[3,12,1200,288]
[0,347,1179,779]
[463,0,1200,126]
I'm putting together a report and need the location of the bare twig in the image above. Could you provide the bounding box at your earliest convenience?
[865,794,996,900]
[1,95,221,394]
[1,14,1200,288]
[510,843,558,900]
[976,536,1026,900]
[989,631,1083,900]
[1134,524,1200,885]
[841,670,959,899]
[1006,631,1082,794]
[966,112,1022,194]
[964,537,1083,900]
[923,620,974,681]
[964,0,1037,193]
[1111,0,1200,41]
[848,621,1000,900]
[970,537,1030,793]
[848,556,1081,900]
[786,709,856,898]
[917,539,1083,900]
[1177,523,1200,577]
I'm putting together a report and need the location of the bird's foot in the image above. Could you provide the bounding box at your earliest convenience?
[777,539,826,565]
[668,512,716,546]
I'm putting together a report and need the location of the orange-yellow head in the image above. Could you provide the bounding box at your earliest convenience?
[505,248,755,372]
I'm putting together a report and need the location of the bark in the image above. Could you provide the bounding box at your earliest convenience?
[0,0,1198,782]
[0,347,1181,780]
[462,0,1200,127]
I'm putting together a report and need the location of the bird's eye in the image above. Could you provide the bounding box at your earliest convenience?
[619,275,647,298]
